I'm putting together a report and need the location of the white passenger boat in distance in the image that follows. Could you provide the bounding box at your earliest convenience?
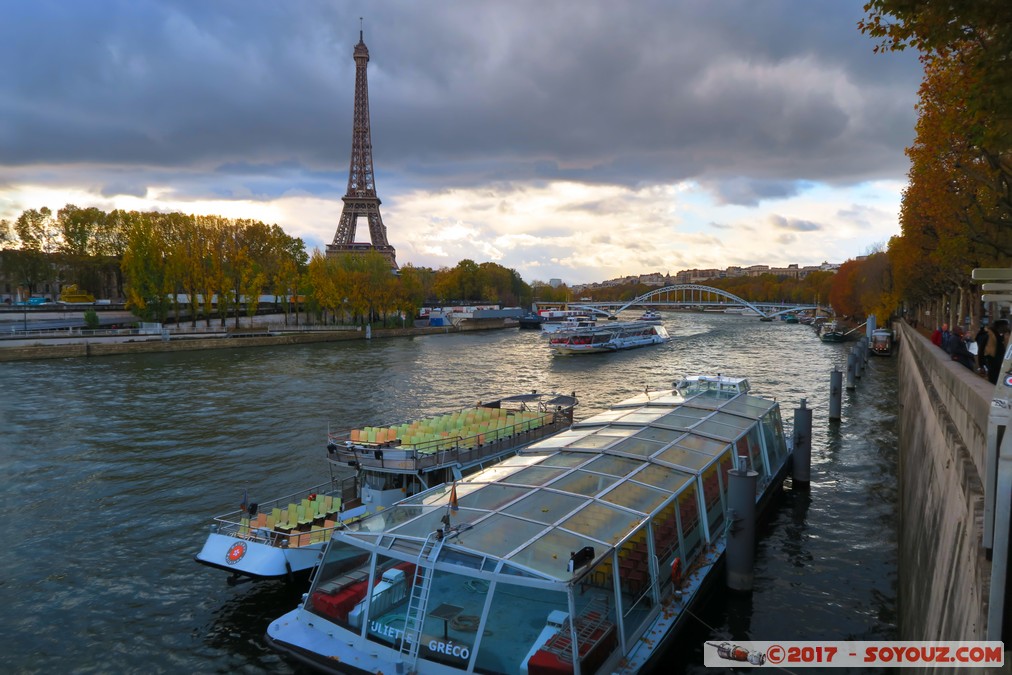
[266,375,792,674]
[549,320,669,354]
[194,393,578,583]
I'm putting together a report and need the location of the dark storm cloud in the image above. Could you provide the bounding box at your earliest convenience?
[0,0,921,200]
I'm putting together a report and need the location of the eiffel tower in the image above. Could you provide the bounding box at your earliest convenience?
[326,26,397,269]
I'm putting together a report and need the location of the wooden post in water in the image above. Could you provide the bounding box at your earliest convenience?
[846,352,857,390]
[726,455,758,592]
[829,368,843,421]
[792,399,812,490]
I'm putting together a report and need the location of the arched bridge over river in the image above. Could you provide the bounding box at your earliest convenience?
[542,284,829,321]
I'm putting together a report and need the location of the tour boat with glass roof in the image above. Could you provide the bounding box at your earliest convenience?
[548,321,670,355]
[195,393,578,582]
[266,375,792,673]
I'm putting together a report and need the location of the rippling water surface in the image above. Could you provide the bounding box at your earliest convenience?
[0,313,898,673]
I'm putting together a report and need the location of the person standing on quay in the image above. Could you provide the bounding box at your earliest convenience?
[931,324,945,347]
[984,320,1009,385]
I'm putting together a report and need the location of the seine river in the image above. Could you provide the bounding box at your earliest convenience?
[0,312,898,673]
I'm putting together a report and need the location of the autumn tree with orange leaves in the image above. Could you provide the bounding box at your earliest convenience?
[862,0,1012,326]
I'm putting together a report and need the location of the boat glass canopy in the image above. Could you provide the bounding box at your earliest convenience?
[331,382,784,584]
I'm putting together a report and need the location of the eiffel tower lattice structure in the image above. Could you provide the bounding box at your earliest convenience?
[326,28,397,269]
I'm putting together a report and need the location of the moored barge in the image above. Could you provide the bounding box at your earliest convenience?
[266,375,792,673]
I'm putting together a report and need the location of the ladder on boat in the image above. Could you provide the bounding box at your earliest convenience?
[399,531,445,666]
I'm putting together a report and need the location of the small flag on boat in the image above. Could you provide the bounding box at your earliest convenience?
[449,482,459,512]
[240,488,248,513]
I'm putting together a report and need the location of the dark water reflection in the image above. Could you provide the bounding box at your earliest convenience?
[0,313,897,673]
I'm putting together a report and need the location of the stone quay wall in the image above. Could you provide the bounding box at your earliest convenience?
[895,321,994,649]
[0,324,481,362]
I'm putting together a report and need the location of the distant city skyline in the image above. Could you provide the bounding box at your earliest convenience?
[0,2,922,285]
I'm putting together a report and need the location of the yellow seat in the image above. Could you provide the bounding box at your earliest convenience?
[238,516,250,538]
[282,503,300,530]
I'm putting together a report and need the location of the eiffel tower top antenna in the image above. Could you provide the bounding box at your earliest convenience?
[326,20,398,269]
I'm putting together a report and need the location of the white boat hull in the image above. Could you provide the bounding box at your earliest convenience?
[195,532,325,579]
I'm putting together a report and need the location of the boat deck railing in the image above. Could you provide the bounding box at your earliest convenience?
[211,476,361,548]
[329,410,573,472]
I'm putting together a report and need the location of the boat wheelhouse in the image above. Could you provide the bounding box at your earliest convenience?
[266,376,792,674]
[548,321,669,355]
[195,393,578,582]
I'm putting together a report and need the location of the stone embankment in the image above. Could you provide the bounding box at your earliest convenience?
[0,324,504,362]
[895,321,994,651]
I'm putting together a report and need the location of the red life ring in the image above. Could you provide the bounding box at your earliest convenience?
[671,557,682,586]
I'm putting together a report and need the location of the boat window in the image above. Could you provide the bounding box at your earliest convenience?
[614,408,670,424]
[580,454,643,477]
[690,418,746,442]
[536,451,594,468]
[681,394,730,410]
[414,566,492,668]
[717,450,735,497]
[389,506,484,539]
[734,429,767,478]
[573,410,628,426]
[306,542,374,631]
[497,454,552,467]
[605,435,665,457]
[591,425,640,438]
[677,481,703,562]
[651,498,681,571]
[560,501,639,545]
[709,411,756,431]
[502,465,569,486]
[655,445,713,471]
[600,480,669,516]
[720,395,774,419]
[359,554,416,649]
[512,527,606,579]
[503,490,588,525]
[457,484,526,511]
[652,412,699,431]
[760,408,787,464]
[563,434,621,450]
[550,470,618,497]
[572,589,621,672]
[525,429,594,451]
[632,426,682,444]
[453,513,545,558]
[473,584,570,674]
[630,463,695,494]
[462,463,527,484]
[701,460,725,538]
[618,523,653,643]
[356,505,430,533]
[672,433,728,456]
[612,391,684,408]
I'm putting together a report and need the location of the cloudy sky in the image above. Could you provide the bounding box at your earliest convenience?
[0,0,922,284]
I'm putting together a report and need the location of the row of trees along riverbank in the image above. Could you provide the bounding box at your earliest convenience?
[0,207,537,326]
[855,1,1012,328]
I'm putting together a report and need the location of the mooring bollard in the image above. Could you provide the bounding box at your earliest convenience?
[726,455,758,592]
[830,368,843,421]
[867,314,876,339]
[792,399,812,490]
[855,346,865,379]
[366,324,372,340]
[846,352,857,390]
